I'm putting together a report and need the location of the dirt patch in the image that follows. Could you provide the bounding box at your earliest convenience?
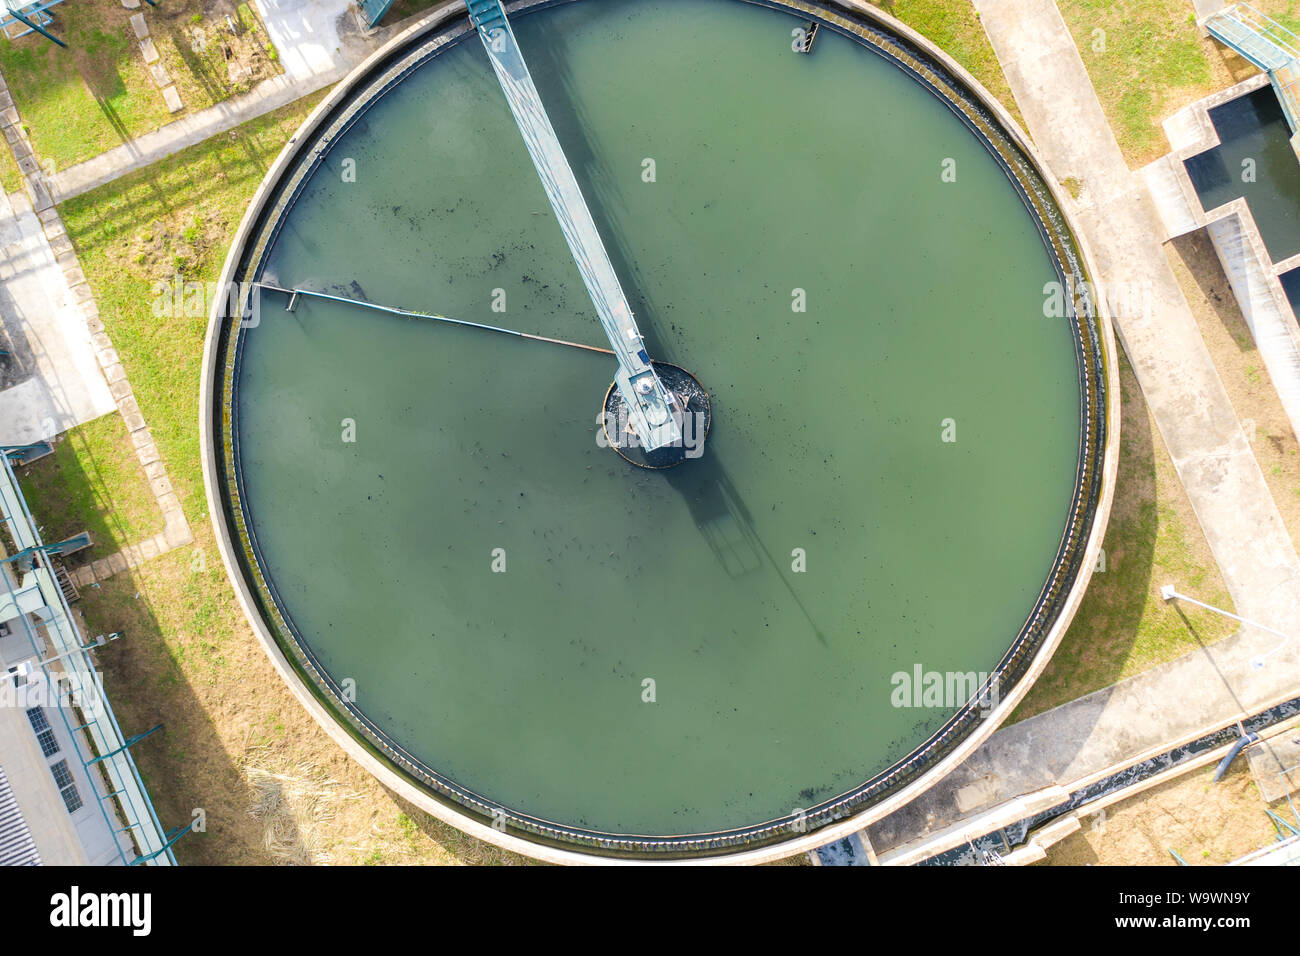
[150,0,281,107]
[1167,230,1300,554]
[1043,760,1293,865]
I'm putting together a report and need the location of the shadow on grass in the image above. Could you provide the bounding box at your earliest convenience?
[76,556,296,865]
[1210,47,1270,88]
[162,25,226,109]
[1010,352,1160,721]
[1169,229,1257,353]
[17,418,163,566]
[77,57,133,148]
[61,100,297,244]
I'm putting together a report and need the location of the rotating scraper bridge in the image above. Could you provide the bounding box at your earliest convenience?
[466,0,680,451]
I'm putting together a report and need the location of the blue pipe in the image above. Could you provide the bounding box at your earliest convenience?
[1212,732,1259,782]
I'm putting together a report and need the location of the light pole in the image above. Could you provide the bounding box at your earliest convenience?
[13,631,123,676]
[1161,585,1291,670]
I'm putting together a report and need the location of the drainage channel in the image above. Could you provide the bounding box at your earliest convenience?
[815,693,1300,866]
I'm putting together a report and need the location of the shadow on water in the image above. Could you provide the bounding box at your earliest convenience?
[523,12,679,365]
[663,451,828,645]
[523,13,826,644]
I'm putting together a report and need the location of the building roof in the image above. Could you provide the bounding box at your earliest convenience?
[0,761,41,866]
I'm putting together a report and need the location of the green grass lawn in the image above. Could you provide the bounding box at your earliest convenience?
[16,413,163,563]
[0,0,174,171]
[1012,352,1237,721]
[0,141,24,194]
[60,93,325,525]
[0,0,282,173]
[869,0,1024,127]
[1056,2,1300,168]
[1055,0,1242,166]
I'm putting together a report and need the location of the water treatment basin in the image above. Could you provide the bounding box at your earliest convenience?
[201,0,1115,861]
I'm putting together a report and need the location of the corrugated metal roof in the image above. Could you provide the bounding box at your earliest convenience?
[0,761,41,866]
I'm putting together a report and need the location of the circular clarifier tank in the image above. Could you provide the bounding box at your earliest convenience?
[203,0,1116,860]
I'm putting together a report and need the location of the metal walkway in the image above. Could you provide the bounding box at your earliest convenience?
[1207,4,1300,135]
[357,0,394,30]
[0,451,178,865]
[466,0,681,451]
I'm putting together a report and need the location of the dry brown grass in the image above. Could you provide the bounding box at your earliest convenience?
[1168,230,1300,552]
[1043,759,1293,865]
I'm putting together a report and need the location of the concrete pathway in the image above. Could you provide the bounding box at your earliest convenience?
[866,620,1297,861]
[48,73,334,201]
[0,188,116,444]
[47,0,424,202]
[973,0,1300,630]
[857,0,1300,861]
[0,79,193,576]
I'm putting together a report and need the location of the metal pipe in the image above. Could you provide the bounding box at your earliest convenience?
[255,283,613,356]
[1161,584,1292,668]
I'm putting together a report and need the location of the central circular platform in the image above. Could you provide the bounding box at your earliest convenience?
[203,0,1114,861]
[602,362,712,469]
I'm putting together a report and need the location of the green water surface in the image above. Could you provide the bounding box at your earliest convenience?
[233,0,1082,835]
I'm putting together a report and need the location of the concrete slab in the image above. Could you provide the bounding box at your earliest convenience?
[253,0,375,85]
[1247,732,1300,801]
[139,37,160,66]
[129,13,148,40]
[0,191,115,444]
[161,85,183,114]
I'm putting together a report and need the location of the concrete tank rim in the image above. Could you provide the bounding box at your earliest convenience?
[198,0,1121,864]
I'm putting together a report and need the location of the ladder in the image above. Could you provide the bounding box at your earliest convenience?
[1206,4,1300,136]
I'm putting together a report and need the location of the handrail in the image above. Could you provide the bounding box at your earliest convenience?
[0,453,175,865]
